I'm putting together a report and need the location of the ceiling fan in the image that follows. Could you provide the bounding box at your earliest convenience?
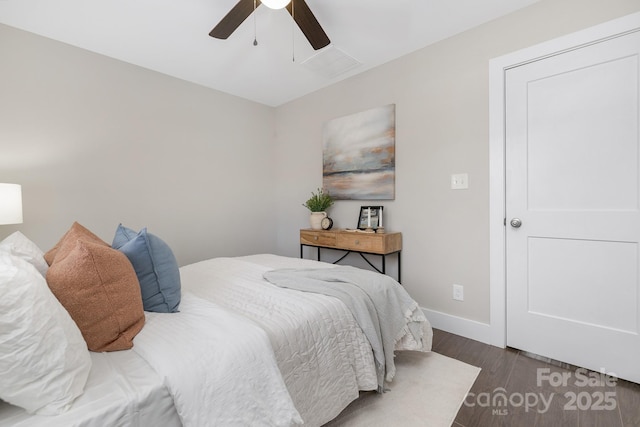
[209,0,330,50]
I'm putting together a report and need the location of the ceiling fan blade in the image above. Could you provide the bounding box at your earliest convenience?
[209,0,259,39]
[286,0,330,50]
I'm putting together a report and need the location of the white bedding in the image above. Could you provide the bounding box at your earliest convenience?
[0,254,432,427]
[180,254,432,426]
[0,293,302,427]
[0,350,180,427]
[133,293,302,427]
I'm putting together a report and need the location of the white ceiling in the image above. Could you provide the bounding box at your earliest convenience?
[0,0,539,106]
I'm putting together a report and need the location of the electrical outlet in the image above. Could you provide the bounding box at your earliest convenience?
[451,173,469,190]
[453,284,464,301]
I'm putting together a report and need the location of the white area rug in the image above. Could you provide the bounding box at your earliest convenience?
[324,351,480,427]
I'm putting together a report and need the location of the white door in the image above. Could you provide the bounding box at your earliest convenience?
[505,30,640,383]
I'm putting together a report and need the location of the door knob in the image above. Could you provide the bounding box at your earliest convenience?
[510,218,522,228]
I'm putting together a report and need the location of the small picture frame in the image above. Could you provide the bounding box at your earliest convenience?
[357,206,383,230]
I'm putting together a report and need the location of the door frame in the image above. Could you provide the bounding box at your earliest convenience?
[488,11,640,348]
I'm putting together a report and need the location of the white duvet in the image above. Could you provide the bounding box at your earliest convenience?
[179,254,432,426]
[133,293,303,427]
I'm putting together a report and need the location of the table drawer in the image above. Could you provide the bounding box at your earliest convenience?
[300,230,336,247]
[336,233,384,253]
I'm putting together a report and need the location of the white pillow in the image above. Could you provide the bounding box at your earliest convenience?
[0,252,92,415]
[0,231,49,276]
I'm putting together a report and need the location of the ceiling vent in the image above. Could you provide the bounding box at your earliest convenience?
[302,45,362,79]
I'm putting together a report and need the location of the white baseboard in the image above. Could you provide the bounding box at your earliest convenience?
[422,308,499,348]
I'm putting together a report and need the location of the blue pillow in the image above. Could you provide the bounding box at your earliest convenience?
[112,224,181,313]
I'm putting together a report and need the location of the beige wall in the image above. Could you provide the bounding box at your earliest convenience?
[0,24,277,265]
[2,0,639,335]
[273,0,640,325]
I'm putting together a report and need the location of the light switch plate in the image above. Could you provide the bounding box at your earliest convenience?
[453,284,464,301]
[451,173,469,190]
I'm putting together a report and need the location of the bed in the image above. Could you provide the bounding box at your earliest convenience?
[0,225,432,427]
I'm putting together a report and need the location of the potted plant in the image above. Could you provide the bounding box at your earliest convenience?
[303,188,334,229]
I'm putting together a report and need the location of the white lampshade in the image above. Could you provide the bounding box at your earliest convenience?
[0,183,23,225]
[261,0,291,9]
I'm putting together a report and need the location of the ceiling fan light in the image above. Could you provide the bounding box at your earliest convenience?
[261,0,291,10]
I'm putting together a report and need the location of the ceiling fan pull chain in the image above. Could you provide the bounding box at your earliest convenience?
[253,0,258,46]
[291,0,295,61]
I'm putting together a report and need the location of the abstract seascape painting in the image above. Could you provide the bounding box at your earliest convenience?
[322,104,395,200]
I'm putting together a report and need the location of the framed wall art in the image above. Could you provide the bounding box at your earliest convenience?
[323,104,395,200]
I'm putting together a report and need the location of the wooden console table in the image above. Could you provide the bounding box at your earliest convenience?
[300,229,402,282]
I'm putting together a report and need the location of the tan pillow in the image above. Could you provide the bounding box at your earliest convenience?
[44,222,108,265]
[46,239,145,352]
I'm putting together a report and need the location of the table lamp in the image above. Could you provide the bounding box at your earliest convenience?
[0,183,23,225]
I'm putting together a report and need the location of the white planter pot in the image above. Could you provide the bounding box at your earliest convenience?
[309,212,327,230]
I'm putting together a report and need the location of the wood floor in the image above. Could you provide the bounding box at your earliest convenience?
[431,329,640,427]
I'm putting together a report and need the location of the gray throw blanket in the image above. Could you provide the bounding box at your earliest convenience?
[263,266,426,392]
